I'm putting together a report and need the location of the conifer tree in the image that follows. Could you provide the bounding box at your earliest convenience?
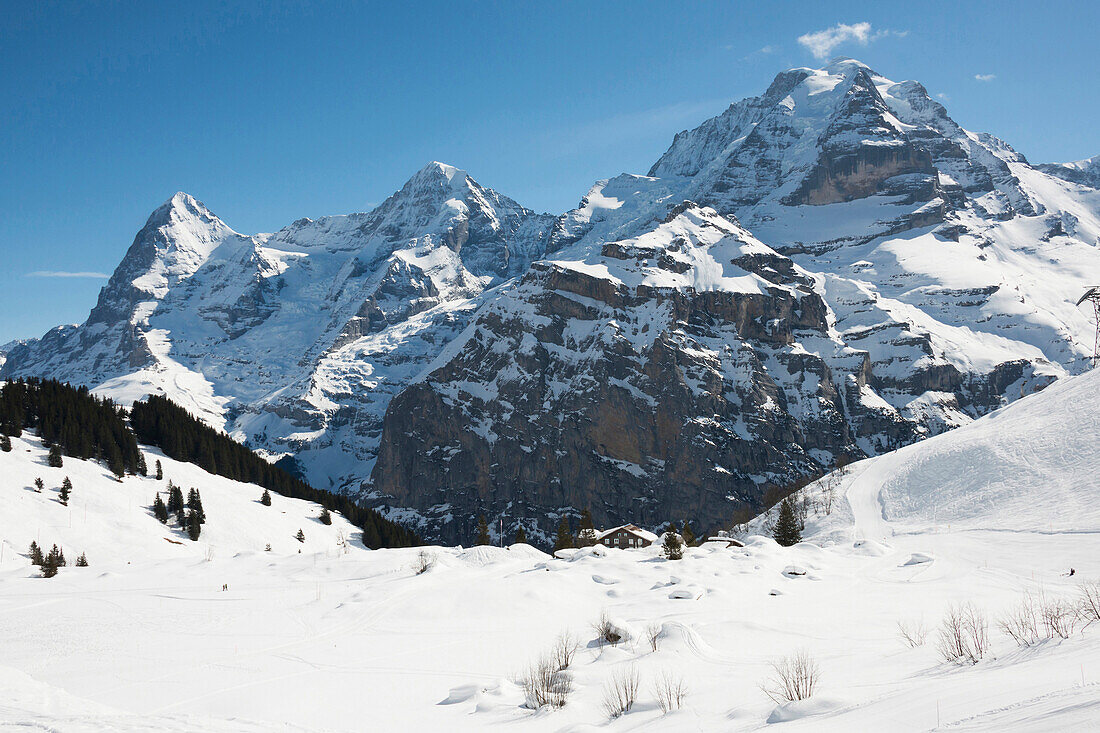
[662,523,684,560]
[319,506,333,525]
[41,554,58,578]
[166,482,184,516]
[153,493,168,523]
[0,434,10,452]
[34,477,44,492]
[187,510,202,541]
[681,521,696,547]
[576,508,597,547]
[75,553,89,567]
[187,488,205,524]
[295,528,306,543]
[475,515,491,546]
[28,541,44,566]
[261,488,272,506]
[59,476,72,505]
[773,497,802,547]
[514,526,527,544]
[48,443,63,467]
[137,453,148,477]
[155,459,163,480]
[553,514,574,552]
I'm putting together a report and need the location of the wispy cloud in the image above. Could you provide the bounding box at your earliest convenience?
[26,270,109,279]
[936,93,950,101]
[797,22,907,60]
[974,73,996,82]
[758,44,778,54]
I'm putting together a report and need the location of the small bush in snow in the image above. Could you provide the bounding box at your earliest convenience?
[760,649,819,704]
[646,622,662,652]
[592,611,622,647]
[552,631,578,670]
[1040,596,1078,639]
[601,665,639,718]
[520,653,572,709]
[998,593,1041,647]
[653,670,688,713]
[896,619,927,648]
[413,550,435,575]
[1079,580,1100,625]
[937,603,989,664]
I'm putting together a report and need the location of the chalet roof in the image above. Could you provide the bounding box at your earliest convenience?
[595,524,659,542]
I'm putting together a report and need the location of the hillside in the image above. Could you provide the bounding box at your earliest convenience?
[3,369,1099,731]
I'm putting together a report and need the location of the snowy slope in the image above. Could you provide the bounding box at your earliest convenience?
[4,369,1100,731]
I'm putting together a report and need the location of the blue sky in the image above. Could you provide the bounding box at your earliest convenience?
[2,0,1097,344]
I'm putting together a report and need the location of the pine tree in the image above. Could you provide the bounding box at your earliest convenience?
[514,526,527,544]
[576,508,597,547]
[166,482,184,516]
[773,497,802,547]
[553,514,574,552]
[319,506,333,525]
[59,476,72,505]
[153,493,168,523]
[261,488,272,506]
[662,523,685,560]
[47,443,63,468]
[187,510,202,541]
[155,459,163,480]
[42,544,66,577]
[34,477,44,492]
[187,488,205,524]
[295,528,306,543]
[0,434,11,452]
[75,552,89,567]
[137,453,148,477]
[475,515,491,546]
[681,521,696,547]
[28,541,44,566]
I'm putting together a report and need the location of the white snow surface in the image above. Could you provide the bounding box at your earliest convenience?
[3,370,1100,731]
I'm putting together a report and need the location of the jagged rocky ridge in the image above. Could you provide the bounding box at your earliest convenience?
[5,58,1100,543]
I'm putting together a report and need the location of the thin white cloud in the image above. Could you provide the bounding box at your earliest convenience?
[26,270,109,279]
[974,73,996,82]
[758,45,778,54]
[936,93,950,101]
[797,22,906,60]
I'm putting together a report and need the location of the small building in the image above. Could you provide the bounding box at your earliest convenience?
[596,524,659,549]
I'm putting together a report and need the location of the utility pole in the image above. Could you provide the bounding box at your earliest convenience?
[1076,286,1100,366]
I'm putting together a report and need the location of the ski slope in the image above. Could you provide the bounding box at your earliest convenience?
[3,370,1100,731]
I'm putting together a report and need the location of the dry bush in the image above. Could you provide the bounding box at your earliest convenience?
[592,611,622,647]
[1079,580,1100,625]
[897,619,928,648]
[413,549,435,575]
[999,592,1041,647]
[937,603,989,664]
[1040,596,1078,639]
[552,631,578,670]
[601,665,639,718]
[520,653,573,709]
[653,670,688,713]
[646,622,662,652]
[760,650,820,704]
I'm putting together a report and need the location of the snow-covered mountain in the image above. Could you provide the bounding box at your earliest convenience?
[373,58,1100,540]
[1038,154,1100,189]
[5,58,1100,541]
[2,163,555,492]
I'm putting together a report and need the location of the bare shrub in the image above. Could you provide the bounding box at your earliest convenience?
[760,650,820,704]
[646,622,662,652]
[1079,580,1100,625]
[592,611,622,647]
[520,653,573,709]
[653,670,688,713]
[413,549,435,575]
[897,619,928,648]
[601,665,639,718]
[999,592,1041,647]
[937,603,989,664]
[552,631,578,670]
[1040,596,1078,639]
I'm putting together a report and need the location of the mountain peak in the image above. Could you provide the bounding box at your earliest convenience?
[144,191,218,229]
